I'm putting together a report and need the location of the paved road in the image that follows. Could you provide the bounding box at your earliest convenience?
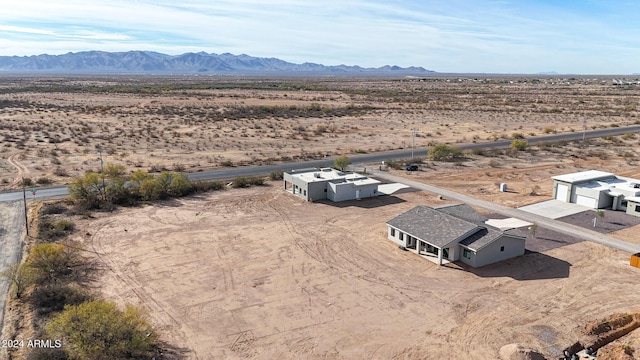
[369,170,640,254]
[0,201,25,334]
[2,123,640,203]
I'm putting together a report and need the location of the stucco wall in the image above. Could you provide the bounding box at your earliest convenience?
[329,182,378,202]
[627,202,640,217]
[473,236,526,268]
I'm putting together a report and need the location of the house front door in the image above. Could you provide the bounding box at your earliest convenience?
[443,248,449,259]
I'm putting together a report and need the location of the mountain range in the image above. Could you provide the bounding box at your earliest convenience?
[0,51,434,76]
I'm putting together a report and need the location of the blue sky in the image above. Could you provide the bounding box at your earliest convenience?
[0,0,638,74]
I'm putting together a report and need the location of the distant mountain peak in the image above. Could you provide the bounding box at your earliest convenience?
[0,50,435,76]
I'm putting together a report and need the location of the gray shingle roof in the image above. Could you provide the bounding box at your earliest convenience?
[387,204,527,251]
[434,203,488,224]
[386,206,480,248]
[458,227,503,251]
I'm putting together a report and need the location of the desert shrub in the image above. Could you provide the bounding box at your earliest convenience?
[622,133,636,140]
[510,139,528,151]
[220,159,234,167]
[385,160,403,170]
[68,172,106,208]
[30,284,90,315]
[511,132,525,139]
[529,185,541,196]
[139,178,162,201]
[103,163,126,179]
[172,163,186,172]
[0,263,37,299]
[27,243,77,284]
[53,167,69,177]
[36,177,53,185]
[588,149,610,160]
[543,127,556,134]
[106,178,135,205]
[47,301,158,360]
[248,176,265,186]
[22,177,34,186]
[168,172,193,197]
[269,170,284,180]
[38,219,75,240]
[334,155,351,171]
[192,180,225,192]
[427,144,463,161]
[489,159,502,168]
[26,347,69,360]
[40,203,67,215]
[232,177,249,188]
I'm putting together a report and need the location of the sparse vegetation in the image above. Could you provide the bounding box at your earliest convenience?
[334,155,351,171]
[427,144,463,161]
[269,170,284,180]
[511,139,529,151]
[48,301,158,359]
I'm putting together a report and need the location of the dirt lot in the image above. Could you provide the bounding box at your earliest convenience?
[72,184,640,359]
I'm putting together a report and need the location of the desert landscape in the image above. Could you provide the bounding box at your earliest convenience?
[2,76,640,359]
[1,76,639,189]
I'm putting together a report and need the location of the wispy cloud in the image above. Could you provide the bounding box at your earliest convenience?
[0,0,638,73]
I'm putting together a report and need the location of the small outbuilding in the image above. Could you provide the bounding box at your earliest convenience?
[386,204,526,267]
[551,170,640,215]
[283,167,380,202]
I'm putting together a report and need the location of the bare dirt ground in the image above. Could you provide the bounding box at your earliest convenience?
[71,184,640,359]
[1,76,639,189]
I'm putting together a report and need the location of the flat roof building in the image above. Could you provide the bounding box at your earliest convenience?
[283,168,381,202]
[552,170,640,216]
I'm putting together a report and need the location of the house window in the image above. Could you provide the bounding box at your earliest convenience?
[463,249,471,259]
[500,246,505,252]
[636,204,640,213]
[399,232,404,241]
[390,228,396,237]
[324,189,327,192]
[303,190,307,196]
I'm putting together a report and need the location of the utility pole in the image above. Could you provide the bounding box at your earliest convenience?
[22,177,29,236]
[411,128,416,159]
[99,150,105,199]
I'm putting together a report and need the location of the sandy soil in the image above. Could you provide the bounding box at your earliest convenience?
[71,184,640,360]
[1,76,639,189]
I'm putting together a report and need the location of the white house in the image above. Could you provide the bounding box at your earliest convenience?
[386,204,527,267]
[283,168,380,202]
[552,170,640,216]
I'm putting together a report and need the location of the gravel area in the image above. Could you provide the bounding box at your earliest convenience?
[557,209,640,234]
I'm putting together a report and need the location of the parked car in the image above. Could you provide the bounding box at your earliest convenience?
[405,164,419,171]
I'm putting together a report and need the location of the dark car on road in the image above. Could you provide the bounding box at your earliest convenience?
[405,164,419,171]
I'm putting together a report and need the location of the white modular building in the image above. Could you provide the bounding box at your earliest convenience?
[552,170,640,216]
[283,168,380,202]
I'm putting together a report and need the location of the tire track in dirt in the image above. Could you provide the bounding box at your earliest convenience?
[88,217,198,359]
[6,152,28,188]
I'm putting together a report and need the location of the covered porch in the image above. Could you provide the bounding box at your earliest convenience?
[404,234,452,266]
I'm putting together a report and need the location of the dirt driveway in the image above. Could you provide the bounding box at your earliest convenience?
[80,185,640,359]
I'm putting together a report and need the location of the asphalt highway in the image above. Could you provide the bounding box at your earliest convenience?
[2,124,640,202]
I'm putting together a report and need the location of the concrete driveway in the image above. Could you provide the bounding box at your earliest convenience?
[518,200,592,219]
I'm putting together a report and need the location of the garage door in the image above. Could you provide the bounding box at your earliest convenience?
[556,184,568,201]
[576,195,597,208]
